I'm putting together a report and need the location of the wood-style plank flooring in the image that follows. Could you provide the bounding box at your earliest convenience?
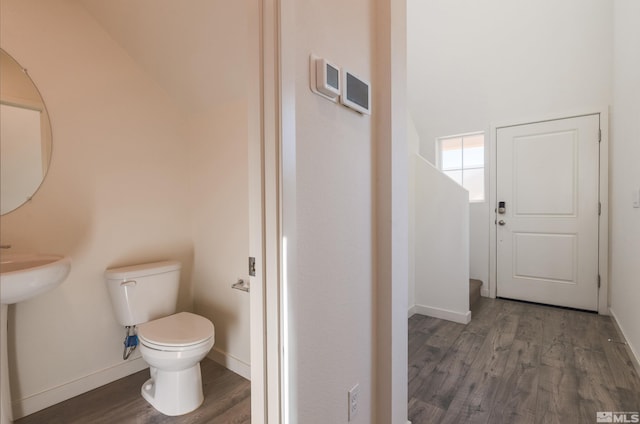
[16,358,250,424]
[409,297,640,424]
[14,298,640,424]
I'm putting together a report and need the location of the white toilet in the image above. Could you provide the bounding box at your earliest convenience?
[104,260,215,416]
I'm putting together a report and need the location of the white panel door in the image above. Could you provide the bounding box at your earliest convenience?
[496,115,600,310]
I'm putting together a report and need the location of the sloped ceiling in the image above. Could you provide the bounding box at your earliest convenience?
[79,0,248,115]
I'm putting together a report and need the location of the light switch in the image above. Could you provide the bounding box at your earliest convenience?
[633,188,640,208]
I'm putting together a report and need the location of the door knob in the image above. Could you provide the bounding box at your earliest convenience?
[498,220,506,226]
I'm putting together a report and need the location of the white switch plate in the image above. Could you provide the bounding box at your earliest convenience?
[633,188,640,208]
[348,384,360,421]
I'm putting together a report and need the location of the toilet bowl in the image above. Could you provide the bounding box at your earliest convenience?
[104,261,215,416]
[138,312,215,416]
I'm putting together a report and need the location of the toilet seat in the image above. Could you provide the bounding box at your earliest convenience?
[138,312,214,351]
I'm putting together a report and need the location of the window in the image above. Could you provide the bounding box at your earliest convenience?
[437,132,485,202]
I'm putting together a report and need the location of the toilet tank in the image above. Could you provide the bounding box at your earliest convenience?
[104,260,181,327]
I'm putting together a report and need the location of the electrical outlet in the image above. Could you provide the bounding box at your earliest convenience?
[348,384,360,421]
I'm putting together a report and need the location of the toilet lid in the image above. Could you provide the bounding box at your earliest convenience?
[138,312,214,347]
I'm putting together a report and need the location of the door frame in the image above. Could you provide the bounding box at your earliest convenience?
[488,108,609,315]
[248,0,287,422]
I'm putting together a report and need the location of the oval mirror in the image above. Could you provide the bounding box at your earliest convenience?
[1,48,53,215]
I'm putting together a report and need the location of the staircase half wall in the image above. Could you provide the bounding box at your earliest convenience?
[411,154,471,324]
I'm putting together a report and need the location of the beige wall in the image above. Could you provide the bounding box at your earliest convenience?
[186,100,251,377]
[0,0,252,417]
[0,1,193,416]
[0,52,42,106]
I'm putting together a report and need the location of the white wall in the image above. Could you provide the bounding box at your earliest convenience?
[0,0,193,417]
[609,0,640,366]
[407,117,419,310]
[285,0,375,421]
[407,0,613,290]
[413,155,470,324]
[469,202,489,294]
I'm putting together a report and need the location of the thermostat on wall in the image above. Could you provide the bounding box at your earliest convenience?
[340,69,371,115]
[310,55,340,102]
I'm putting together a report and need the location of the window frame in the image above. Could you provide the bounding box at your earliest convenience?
[436,131,485,203]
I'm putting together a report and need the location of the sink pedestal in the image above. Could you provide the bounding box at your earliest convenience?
[0,254,71,423]
[1,304,12,424]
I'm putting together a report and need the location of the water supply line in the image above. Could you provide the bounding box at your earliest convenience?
[122,326,138,360]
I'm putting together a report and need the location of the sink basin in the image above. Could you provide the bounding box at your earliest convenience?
[0,254,71,304]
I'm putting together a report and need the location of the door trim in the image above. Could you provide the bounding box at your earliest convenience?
[488,109,609,315]
[249,0,285,422]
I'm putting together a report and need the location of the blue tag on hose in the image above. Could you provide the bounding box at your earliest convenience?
[125,335,138,348]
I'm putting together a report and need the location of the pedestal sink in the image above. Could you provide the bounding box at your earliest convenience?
[0,254,71,424]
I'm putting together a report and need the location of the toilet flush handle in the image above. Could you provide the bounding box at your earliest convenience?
[121,280,137,287]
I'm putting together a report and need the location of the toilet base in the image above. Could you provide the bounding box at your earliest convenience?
[141,364,204,416]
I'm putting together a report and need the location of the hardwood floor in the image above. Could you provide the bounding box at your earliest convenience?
[409,297,640,424]
[15,358,250,424]
[13,298,640,424]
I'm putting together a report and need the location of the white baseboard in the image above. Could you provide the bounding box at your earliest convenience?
[609,308,640,377]
[408,305,417,318]
[13,357,148,419]
[413,304,471,324]
[207,348,251,380]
